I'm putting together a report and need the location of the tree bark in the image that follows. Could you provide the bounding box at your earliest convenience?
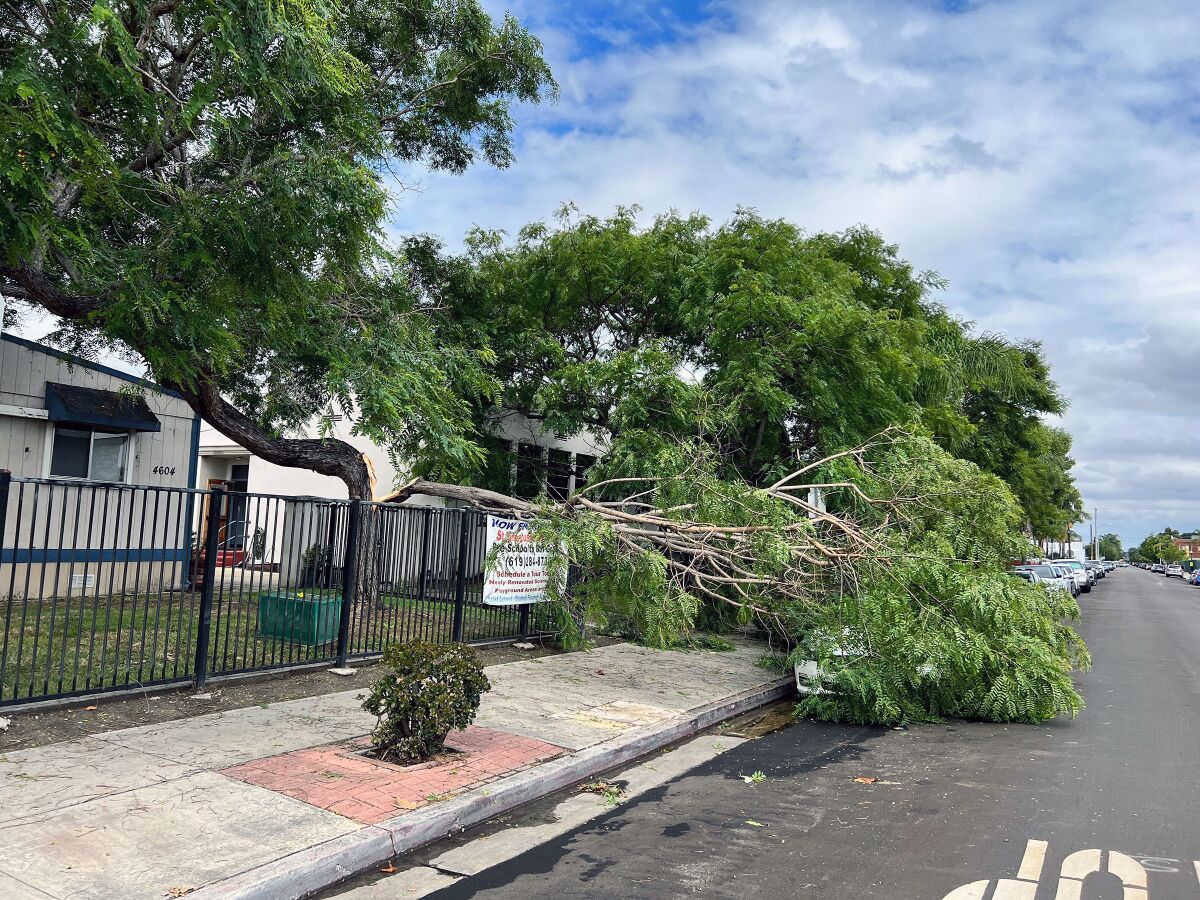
[1,270,378,501]
[164,375,377,500]
[384,479,531,513]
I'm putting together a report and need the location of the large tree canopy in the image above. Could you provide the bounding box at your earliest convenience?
[1134,529,1186,564]
[410,206,1082,534]
[388,208,1091,724]
[1,0,554,497]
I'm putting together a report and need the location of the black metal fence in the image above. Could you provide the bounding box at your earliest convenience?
[0,472,556,708]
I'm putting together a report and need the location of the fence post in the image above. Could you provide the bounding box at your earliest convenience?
[451,510,469,643]
[335,501,361,668]
[417,508,432,603]
[567,564,585,642]
[193,487,223,692]
[518,604,531,641]
[0,471,10,560]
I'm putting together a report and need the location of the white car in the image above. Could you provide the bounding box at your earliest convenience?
[1165,564,1185,578]
[1053,560,1091,593]
[1014,565,1076,597]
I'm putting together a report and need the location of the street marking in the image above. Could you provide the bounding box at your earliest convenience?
[1018,839,1048,881]
[993,879,1037,899]
[940,841,1157,900]
[1060,849,1102,879]
[942,881,988,899]
[1056,848,1148,900]
[1110,852,1149,888]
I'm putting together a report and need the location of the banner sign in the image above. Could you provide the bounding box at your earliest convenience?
[482,516,556,606]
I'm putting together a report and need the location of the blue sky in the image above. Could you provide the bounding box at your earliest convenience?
[379,0,1200,550]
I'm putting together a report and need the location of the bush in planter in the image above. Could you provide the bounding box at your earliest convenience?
[362,642,491,764]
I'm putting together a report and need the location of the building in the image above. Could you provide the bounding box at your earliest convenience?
[1171,534,1200,558]
[196,407,607,589]
[197,407,605,503]
[1,334,201,597]
[1,335,199,485]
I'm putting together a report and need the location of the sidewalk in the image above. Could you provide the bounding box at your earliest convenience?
[0,640,791,900]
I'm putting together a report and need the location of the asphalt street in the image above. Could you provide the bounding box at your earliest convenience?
[330,568,1200,899]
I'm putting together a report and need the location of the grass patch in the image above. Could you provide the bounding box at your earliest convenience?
[0,588,554,704]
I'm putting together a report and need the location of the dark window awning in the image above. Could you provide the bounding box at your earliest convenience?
[44,382,161,433]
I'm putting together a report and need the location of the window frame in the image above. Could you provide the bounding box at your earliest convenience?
[46,424,134,483]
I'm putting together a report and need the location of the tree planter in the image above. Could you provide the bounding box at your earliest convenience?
[257,590,343,645]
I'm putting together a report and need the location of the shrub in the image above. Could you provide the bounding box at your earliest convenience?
[362,642,491,764]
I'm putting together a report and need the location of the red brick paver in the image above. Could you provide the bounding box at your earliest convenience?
[221,726,563,824]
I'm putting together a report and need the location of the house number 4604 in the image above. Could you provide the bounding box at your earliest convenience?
[151,465,176,476]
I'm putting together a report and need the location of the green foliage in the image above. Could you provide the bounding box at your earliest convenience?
[1135,530,1187,564]
[2,0,554,488]
[665,633,736,653]
[537,431,1088,726]
[414,206,1078,535]
[792,436,1089,725]
[1097,533,1123,561]
[361,642,490,763]
[406,204,1091,726]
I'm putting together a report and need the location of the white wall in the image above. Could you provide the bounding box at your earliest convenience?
[198,410,609,502]
[485,409,607,457]
[199,419,402,500]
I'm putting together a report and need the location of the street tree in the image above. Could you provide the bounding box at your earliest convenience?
[1,0,554,499]
[395,209,1091,724]
[412,208,1079,524]
[1137,531,1186,564]
[1097,533,1123,561]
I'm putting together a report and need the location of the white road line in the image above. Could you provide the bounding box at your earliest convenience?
[1017,839,1049,881]
[993,880,1037,900]
[1109,852,1149,888]
[1060,849,1102,879]
[942,881,989,899]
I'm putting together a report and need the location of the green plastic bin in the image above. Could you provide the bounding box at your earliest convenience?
[257,591,343,645]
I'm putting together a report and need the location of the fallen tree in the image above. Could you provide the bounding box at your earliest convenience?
[393,429,1090,725]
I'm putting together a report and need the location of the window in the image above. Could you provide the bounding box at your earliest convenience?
[514,443,547,500]
[546,449,573,501]
[49,427,129,482]
[574,454,597,491]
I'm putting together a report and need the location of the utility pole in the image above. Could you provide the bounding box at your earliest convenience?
[1093,507,1099,560]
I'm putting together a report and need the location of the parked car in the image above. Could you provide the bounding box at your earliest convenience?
[1165,564,1184,578]
[1015,564,1077,597]
[1152,563,1166,573]
[1056,560,1091,593]
[1083,561,1105,580]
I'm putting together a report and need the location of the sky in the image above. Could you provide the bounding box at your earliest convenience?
[13,0,1200,549]
[380,0,1200,551]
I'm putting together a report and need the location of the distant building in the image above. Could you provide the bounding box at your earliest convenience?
[1171,534,1200,558]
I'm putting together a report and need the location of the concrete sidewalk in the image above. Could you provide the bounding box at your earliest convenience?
[0,640,791,900]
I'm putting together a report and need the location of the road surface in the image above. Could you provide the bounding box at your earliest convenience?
[332,568,1200,899]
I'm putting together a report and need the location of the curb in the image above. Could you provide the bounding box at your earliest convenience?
[192,676,794,900]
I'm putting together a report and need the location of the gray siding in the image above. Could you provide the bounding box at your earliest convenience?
[0,337,197,487]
